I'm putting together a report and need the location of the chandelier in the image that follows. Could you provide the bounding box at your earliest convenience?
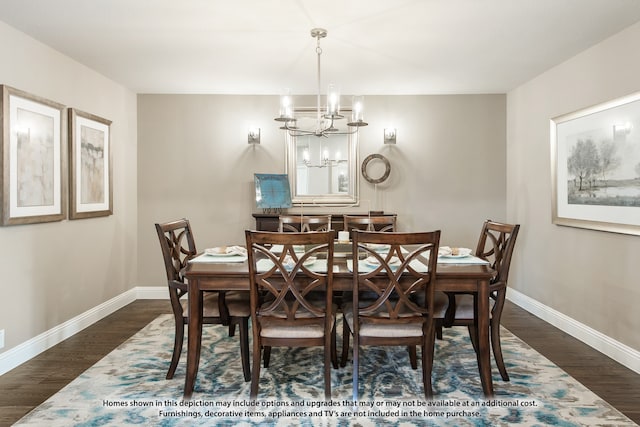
[274,28,368,137]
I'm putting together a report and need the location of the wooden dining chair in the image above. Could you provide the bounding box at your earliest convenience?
[155,219,251,382]
[245,230,337,399]
[341,230,441,400]
[259,214,333,367]
[343,215,397,238]
[278,214,332,232]
[438,220,520,381]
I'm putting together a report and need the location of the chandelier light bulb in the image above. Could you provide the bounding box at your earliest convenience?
[326,84,341,117]
[352,96,364,122]
[277,89,294,121]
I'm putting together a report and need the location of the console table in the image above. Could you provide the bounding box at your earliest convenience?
[252,212,396,232]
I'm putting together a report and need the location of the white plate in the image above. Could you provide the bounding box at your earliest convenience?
[365,243,390,252]
[439,247,472,258]
[269,244,305,254]
[302,256,318,267]
[205,247,242,257]
[364,255,400,267]
[281,255,317,270]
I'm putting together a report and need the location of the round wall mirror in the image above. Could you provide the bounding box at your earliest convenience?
[361,154,391,184]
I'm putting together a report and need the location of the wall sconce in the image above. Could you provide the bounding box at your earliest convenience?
[384,128,396,144]
[613,122,632,135]
[248,127,261,144]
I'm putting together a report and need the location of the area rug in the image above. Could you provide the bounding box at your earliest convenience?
[14,315,635,426]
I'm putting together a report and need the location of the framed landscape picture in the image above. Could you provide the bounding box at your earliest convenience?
[68,108,112,219]
[1,85,66,225]
[551,91,640,236]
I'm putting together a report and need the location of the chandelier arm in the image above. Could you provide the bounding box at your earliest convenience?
[287,128,316,137]
[318,128,357,137]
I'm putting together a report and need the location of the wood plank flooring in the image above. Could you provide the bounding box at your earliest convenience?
[0,299,638,426]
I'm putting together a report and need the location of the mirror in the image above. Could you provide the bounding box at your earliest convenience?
[285,108,359,206]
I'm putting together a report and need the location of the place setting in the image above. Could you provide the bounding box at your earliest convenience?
[188,245,248,263]
[437,246,489,265]
[346,248,428,273]
[256,251,342,274]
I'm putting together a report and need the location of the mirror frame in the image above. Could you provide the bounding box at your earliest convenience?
[285,107,359,206]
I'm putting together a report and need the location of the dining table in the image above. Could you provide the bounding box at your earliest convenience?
[182,245,496,399]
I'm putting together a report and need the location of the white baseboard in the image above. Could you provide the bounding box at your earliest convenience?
[507,288,640,375]
[0,286,167,376]
[135,286,168,300]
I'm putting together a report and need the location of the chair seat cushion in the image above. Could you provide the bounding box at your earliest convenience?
[180,291,250,318]
[433,291,449,319]
[258,302,336,339]
[342,304,424,338]
[433,292,495,321]
[451,294,495,320]
[259,312,336,338]
[260,321,327,339]
[224,291,251,317]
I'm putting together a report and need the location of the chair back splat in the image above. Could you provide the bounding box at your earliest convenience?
[476,220,520,289]
[278,214,332,232]
[343,215,397,239]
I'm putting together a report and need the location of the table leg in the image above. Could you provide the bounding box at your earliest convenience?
[184,279,203,398]
[476,279,494,397]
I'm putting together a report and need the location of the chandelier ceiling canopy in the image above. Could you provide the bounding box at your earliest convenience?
[275,28,368,137]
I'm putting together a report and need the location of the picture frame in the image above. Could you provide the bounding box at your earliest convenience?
[1,85,66,225]
[254,173,292,213]
[551,91,640,236]
[68,108,112,219]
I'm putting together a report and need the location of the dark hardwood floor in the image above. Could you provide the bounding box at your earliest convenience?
[0,299,638,426]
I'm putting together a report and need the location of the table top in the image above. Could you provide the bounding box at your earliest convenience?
[184,253,495,292]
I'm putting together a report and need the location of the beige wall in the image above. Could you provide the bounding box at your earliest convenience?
[507,21,640,352]
[0,22,138,352]
[137,94,506,286]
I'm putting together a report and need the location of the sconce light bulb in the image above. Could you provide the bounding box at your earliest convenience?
[384,128,397,144]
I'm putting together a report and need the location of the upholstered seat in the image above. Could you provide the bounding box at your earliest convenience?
[343,306,425,337]
[179,291,251,318]
[259,312,337,339]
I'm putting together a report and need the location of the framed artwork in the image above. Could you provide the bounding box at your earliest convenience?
[254,173,292,213]
[551,91,640,236]
[68,108,112,219]
[1,85,66,225]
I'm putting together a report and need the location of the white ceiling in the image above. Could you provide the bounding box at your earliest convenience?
[1,0,640,95]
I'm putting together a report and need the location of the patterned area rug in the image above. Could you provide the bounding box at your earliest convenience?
[14,315,635,426]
